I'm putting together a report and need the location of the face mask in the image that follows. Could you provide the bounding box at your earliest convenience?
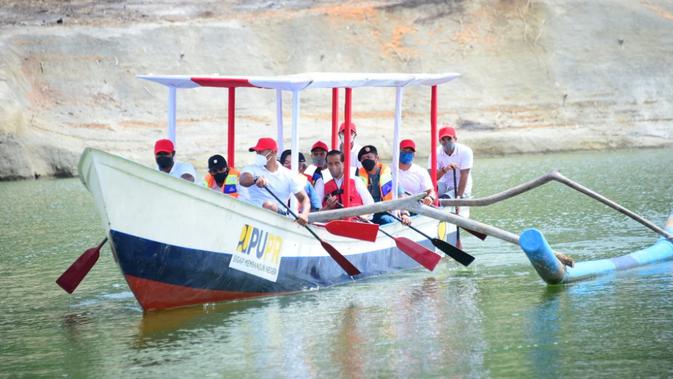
[312,157,326,167]
[156,156,173,170]
[254,153,270,167]
[361,159,376,172]
[441,140,455,153]
[214,171,228,185]
[399,152,414,165]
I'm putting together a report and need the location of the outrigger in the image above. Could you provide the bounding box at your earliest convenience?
[56,73,673,311]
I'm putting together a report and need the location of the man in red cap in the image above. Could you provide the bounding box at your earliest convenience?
[305,140,333,202]
[338,122,362,169]
[398,139,436,205]
[239,137,310,225]
[153,138,196,182]
[428,125,473,201]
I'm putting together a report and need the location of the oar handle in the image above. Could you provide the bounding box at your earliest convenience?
[98,237,108,249]
[263,185,321,240]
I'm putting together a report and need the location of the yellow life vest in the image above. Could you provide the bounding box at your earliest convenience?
[357,162,393,201]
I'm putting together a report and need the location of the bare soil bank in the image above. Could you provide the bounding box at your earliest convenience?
[1,0,672,180]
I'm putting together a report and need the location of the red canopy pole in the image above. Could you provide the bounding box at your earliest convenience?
[228,87,236,168]
[343,87,352,208]
[430,85,438,202]
[331,88,339,150]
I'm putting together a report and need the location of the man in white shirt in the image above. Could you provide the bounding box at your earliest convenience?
[428,125,473,199]
[238,137,310,225]
[398,139,436,205]
[154,139,196,182]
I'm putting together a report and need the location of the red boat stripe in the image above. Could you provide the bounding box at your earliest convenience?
[191,77,256,88]
[125,274,275,311]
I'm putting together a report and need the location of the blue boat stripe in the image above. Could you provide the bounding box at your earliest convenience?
[110,230,431,293]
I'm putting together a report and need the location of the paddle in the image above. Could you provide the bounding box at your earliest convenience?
[56,237,108,294]
[263,185,360,276]
[324,220,379,242]
[374,223,441,271]
[452,169,462,249]
[385,211,475,267]
[328,199,439,271]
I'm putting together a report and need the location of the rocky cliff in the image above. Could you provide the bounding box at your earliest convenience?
[1,0,672,180]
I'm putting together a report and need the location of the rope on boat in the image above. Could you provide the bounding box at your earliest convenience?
[439,170,673,242]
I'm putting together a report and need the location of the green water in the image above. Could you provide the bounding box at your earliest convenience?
[1,148,672,378]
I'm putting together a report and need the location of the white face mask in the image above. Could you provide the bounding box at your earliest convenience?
[254,153,270,167]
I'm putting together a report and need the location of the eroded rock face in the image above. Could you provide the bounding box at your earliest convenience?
[1,0,672,180]
[0,134,34,180]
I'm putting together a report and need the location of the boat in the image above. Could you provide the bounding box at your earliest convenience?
[61,73,673,311]
[71,73,470,311]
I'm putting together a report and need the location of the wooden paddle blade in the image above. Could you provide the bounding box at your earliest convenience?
[393,236,442,271]
[463,227,487,241]
[56,246,101,294]
[320,241,361,276]
[431,238,475,267]
[325,220,378,242]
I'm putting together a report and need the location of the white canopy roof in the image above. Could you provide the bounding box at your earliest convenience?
[137,72,461,91]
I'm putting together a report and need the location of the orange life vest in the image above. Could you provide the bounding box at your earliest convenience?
[203,168,240,198]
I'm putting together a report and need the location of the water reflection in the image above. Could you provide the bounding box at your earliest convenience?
[527,286,564,377]
[3,148,673,377]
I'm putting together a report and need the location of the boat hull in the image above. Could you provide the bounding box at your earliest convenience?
[79,149,452,310]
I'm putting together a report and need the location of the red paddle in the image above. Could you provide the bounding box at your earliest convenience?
[56,238,108,294]
[264,185,360,276]
[377,226,441,271]
[324,220,379,242]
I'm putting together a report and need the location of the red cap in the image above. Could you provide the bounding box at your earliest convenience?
[154,139,174,154]
[248,137,278,152]
[338,122,357,134]
[399,139,416,152]
[311,140,329,152]
[438,125,457,140]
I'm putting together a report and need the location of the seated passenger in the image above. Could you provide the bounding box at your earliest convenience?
[238,138,310,225]
[202,154,240,197]
[320,150,374,220]
[338,122,362,169]
[305,141,333,203]
[398,139,436,205]
[279,149,321,212]
[153,139,196,182]
[356,145,410,225]
[305,141,332,182]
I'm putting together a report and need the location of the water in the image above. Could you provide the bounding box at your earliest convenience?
[1,148,672,378]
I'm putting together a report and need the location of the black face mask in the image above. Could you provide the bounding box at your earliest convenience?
[214,171,228,185]
[156,156,174,170]
[361,159,376,172]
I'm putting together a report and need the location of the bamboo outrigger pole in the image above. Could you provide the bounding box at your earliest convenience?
[438,170,673,241]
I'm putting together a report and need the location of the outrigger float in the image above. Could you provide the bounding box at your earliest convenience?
[57,73,673,311]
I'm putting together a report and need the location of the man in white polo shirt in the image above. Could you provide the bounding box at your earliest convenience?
[238,137,310,226]
[428,125,473,199]
[398,138,436,205]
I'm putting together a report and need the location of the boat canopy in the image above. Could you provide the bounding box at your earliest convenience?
[138,72,460,208]
[138,72,460,91]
